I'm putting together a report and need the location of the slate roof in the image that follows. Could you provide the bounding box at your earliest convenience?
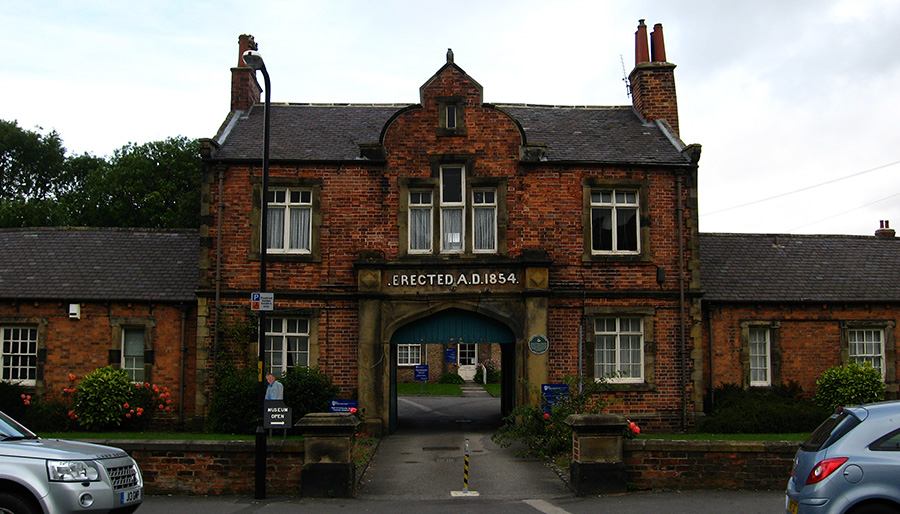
[0,228,198,302]
[211,102,689,166]
[700,233,900,303]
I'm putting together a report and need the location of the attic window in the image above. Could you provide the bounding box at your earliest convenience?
[437,97,465,136]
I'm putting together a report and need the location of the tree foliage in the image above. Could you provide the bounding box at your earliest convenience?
[0,119,201,228]
[0,120,70,227]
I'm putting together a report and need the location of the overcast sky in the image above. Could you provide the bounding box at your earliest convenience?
[3,0,899,236]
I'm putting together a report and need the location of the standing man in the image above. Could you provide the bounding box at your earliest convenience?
[265,373,284,400]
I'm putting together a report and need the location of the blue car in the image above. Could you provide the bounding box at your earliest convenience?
[786,401,900,514]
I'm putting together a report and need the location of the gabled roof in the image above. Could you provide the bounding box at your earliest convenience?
[700,233,900,303]
[211,102,689,166]
[0,228,198,302]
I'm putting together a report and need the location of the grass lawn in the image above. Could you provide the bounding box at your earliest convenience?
[37,431,270,440]
[640,432,809,442]
[396,382,463,396]
[483,383,501,397]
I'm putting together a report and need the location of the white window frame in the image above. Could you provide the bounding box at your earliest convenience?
[408,190,433,253]
[594,317,644,384]
[472,188,497,253]
[1,325,38,386]
[121,327,145,383]
[590,189,640,254]
[397,344,422,366]
[267,187,312,254]
[458,343,478,366]
[748,327,771,387]
[265,318,310,375]
[848,327,885,378]
[440,166,465,254]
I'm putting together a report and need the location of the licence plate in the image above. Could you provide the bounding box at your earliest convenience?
[121,488,142,505]
[787,498,799,514]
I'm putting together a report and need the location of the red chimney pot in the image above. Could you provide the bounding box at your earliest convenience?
[635,20,650,65]
[651,23,667,62]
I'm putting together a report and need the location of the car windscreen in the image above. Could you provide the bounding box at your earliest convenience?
[0,410,37,440]
[801,409,862,452]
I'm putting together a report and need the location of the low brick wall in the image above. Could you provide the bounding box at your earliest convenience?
[100,439,305,495]
[91,438,799,495]
[624,439,800,491]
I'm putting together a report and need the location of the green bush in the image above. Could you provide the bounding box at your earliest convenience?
[438,373,465,384]
[280,367,339,418]
[0,381,28,420]
[492,376,611,459]
[72,367,134,430]
[698,382,828,433]
[814,362,885,412]
[205,364,259,434]
[21,400,71,432]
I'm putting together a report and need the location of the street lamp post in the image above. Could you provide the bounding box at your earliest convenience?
[242,49,270,501]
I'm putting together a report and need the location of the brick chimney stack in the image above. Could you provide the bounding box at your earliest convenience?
[629,20,679,136]
[876,220,896,238]
[231,34,261,112]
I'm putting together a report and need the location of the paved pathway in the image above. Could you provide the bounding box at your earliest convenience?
[357,383,572,501]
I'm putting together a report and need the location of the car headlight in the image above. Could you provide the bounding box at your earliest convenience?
[47,460,101,482]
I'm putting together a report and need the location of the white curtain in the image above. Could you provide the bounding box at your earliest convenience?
[474,207,495,251]
[289,207,311,251]
[442,208,463,250]
[410,207,431,250]
[267,208,285,250]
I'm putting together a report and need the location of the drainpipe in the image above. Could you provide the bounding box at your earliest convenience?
[213,166,225,384]
[179,303,188,426]
[706,303,715,410]
[676,170,688,431]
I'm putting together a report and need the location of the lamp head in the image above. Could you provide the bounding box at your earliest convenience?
[242,50,266,70]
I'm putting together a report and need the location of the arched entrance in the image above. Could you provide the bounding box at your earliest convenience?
[388,308,516,433]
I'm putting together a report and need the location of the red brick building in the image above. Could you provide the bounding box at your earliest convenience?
[0,228,198,426]
[198,21,704,434]
[4,21,897,436]
[700,229,900,403]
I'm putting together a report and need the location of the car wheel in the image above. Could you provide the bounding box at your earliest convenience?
[850,503,900,514]
[0,492,38,514]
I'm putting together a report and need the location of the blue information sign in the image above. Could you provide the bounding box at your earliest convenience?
[329,399,358,413]
[541,384,570,414]
[414,365,429,382]
[445,348,457,363]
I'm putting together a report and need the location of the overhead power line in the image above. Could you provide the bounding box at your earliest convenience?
[702,159,900,217]
[785,190,900,233]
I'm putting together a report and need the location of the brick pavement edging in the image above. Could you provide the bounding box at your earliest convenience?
[624,439,800,491]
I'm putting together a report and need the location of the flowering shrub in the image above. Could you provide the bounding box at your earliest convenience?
[625,419,641,438]
[492,375,612,459]
[473,358,502,384]
[64,367,173,431]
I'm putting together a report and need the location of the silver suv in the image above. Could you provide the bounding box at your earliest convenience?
[0,410,143,514]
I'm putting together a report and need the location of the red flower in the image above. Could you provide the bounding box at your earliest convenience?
[543,413,550,420]
[123,403,129,409]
